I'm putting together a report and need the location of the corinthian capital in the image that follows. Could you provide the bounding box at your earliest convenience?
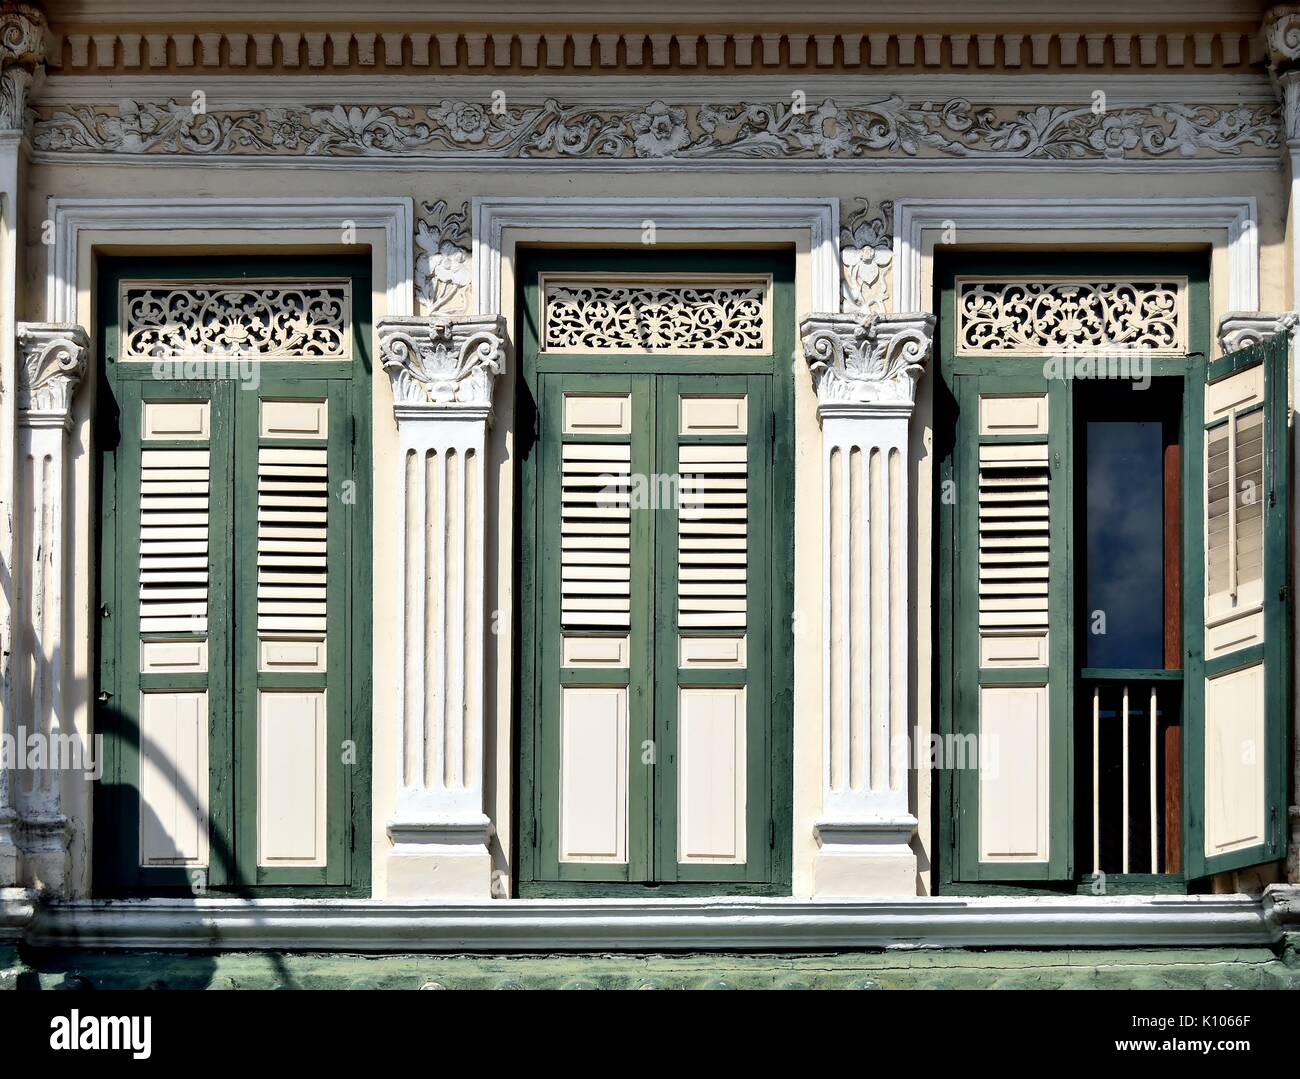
[1216,310,1298,354]
[0,3,45,131]
[801,311,935,413]
[17,322,89,419]
[377,314,506,412]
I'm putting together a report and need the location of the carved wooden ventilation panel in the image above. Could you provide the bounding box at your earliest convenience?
[955,277,1187,355]
[120,281,352,361]
[541,274,771,355]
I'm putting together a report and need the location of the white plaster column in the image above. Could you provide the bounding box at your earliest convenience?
[801,312,934,896]
[11,324,88,893]
[377,314,505,898]
[1266,7,1300,882]
[0,4,46,887]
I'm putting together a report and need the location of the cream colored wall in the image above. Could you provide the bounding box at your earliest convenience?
[24,159,1289,897]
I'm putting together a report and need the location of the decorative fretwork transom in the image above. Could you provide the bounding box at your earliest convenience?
[955,277,1187,356]
[120,281,351,361]
[541,274,771,355]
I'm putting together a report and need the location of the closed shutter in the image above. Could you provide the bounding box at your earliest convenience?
[1187,331,1290,875]
[96,258,370,894]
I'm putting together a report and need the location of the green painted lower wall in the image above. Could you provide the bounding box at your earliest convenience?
[5,943,1300,990]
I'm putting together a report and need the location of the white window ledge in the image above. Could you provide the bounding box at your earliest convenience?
[8,887,1299,953]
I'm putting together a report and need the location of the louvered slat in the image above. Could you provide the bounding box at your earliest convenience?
[678,444,748,630]
[140,449,210,634]
[978,443,1049,632]
[561,443,631,629]
[258,446,329,634]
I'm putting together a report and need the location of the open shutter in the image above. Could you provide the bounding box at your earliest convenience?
[1187,331,1290,876]
[954,376,1071,881]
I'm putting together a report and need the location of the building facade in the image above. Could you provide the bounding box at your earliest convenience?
[3,0,1300,987]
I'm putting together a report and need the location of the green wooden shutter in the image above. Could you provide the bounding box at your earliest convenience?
[95,256,371,895]
[654,374,772,884]
[952,374,1073,881]
[1185,331,1290,876]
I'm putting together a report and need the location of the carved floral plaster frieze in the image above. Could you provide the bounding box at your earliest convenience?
[28,97,1282,164]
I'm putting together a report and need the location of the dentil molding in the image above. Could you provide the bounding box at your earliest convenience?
[802,311,935,410]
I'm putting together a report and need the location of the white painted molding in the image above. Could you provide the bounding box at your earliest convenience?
[12,322,91,894]
[893,196,1260,314]
[472,196,839,317]
[376,313,506,899]
[46,196,415,323]
[1216,310,1299,353]
[800,312,934,896]
[19,887,1300,952]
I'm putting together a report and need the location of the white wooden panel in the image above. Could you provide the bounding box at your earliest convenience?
[679,394,748,435]
[978,683,1049,862]
[559,686,628,863]
[258,637,327,673]
[138,691,209,867]
[978,393,1048,436]
[561,443,632,629]
[1205,365,1263,423]
[563,393,632,435]
[257,690,328,867]
[1204,662,1267,857]
[142,400,210,441]
[979,632,1048,668]
[258,447,329,635]
[140,639,208,674]
[560,635,629,667]
[678,686,747,864]
[1205,610,1264,661]
[679,635,747,668]
[259,397,329,439]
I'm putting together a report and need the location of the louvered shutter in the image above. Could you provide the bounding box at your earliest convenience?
[1187,332,1290,875]
[953,379,1070,881]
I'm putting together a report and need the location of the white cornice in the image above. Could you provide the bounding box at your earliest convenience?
[19,887,1300,951]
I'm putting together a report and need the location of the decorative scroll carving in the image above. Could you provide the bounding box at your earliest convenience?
[840,198,893,317]
[30,97,1282,164]
[0,3,44,131]
[378,314,506,408]
[415,199,471,315]
[1216,310,1299,354]
[955,278,1186,355]
[17,322,88,415]
[543,279,768,354]
[120,282,351,360]
[802,312,935,409]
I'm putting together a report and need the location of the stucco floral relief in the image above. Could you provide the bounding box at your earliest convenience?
[30,97,1281,161]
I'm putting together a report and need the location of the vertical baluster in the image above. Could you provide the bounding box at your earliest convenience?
[1121,683,1130,875]
[1092,685,1101,875]
[1149,684,1158,874]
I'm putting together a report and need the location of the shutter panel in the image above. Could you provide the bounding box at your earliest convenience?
[139,448,211,634]
[678,443,749,630]
[560,442,632,630]
[1188,331,1290,875]
[257,446,329,636]
[954,380,1070,881]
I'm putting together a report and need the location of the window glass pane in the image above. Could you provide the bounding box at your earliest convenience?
[1085,420,1164,668]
